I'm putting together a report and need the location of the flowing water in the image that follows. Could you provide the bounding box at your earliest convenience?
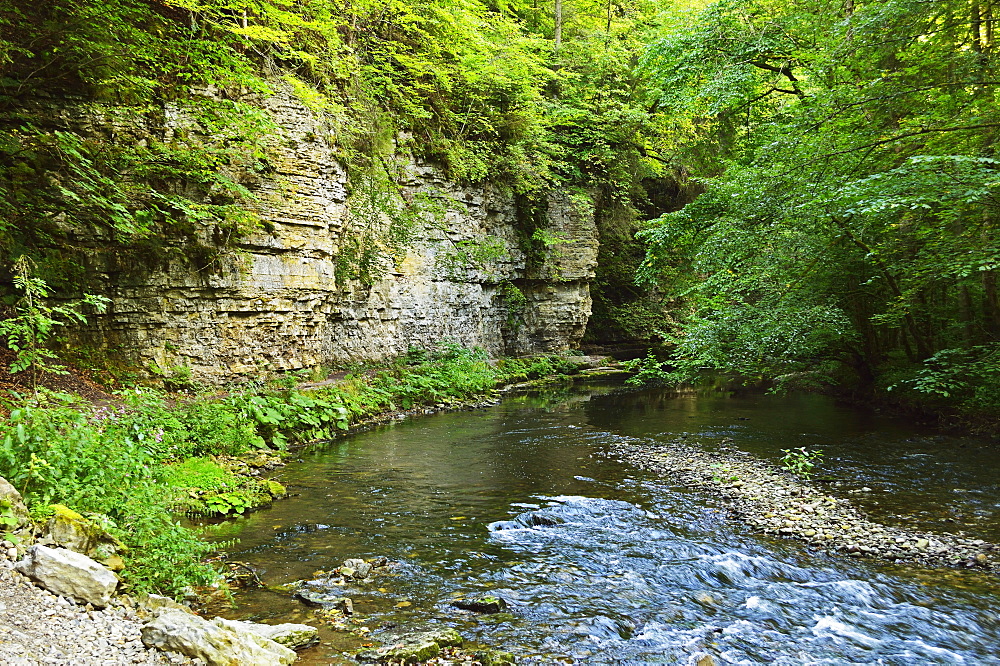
[209,380,1000,664]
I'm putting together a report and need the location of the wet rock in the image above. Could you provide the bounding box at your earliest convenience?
[225,619,319,650]
[694,592,717,607]
[266,480,287,497]
[521,513,563,528]
[355,628,463,664]
[293,588,354,613]
[339,558,373,579]
[453,595,507,614]
[474,648,516,665]
[15,545,118,608]
[141,609,296,666]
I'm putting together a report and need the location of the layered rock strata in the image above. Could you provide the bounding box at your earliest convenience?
[55,86,598,380]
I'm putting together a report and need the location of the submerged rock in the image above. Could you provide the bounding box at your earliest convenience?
[293,587,354,613]
[141,609,297,665]
[474,649,517,666]
[453,595,507,614]
[15,544,118,608]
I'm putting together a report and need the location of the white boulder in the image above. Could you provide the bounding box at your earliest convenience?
[141,609,297,665]
[15,544,118,607]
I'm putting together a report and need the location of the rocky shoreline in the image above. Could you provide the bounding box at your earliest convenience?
[0,369,624,666]
[608,438,1000,573]
[0,555,193,665]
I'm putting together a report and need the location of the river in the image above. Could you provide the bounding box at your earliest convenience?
[206,379,1000,664]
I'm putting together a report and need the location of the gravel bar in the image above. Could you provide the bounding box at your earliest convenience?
[609,439,1000,573]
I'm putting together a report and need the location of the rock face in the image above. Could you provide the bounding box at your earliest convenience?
[15,544,119,608]
[141,609,297,666]
[53,85,599,381]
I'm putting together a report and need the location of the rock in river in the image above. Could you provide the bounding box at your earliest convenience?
[225,618,320,650]
[355,628,463,663]
[453,595,507,614]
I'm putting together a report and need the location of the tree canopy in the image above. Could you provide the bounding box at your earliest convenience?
[3,0,999,419]
[638,0,1000,417]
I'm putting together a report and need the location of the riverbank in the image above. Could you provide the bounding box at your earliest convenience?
[0,560,194,665]
[0,351,618,664]
[0,348,604,600]
[610,436,1000,574]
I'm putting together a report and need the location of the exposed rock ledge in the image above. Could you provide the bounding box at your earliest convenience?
[39,84,600,382]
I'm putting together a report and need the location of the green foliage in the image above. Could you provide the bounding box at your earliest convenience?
[0,257,109,393]
[163,458,235,494]
[0,499,20,543]
[112,485,220,598]
[0,0,678,297]
[164,458,278,516]
[0,344,577,594]
[236,389,352,450]
[638,0,1000,411]
[780,447,823,480]
[623,349,674,387]
[374,343,498,409]
[109,389,266,459]
[888,344,1000,415]
[0,401,218,595]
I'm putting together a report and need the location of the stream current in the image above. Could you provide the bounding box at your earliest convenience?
[212,380,1000,664]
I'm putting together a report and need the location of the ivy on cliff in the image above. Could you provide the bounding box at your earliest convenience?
[0,0,678,298]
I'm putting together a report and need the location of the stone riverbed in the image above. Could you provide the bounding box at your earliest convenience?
[609,437,1000,573]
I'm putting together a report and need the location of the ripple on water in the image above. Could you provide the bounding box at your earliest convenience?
[223,386,1000,665]
[473,495,1000,664]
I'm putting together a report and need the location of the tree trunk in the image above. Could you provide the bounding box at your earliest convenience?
[960,284,975,346]
[984,270,1000,339]
[973,0,984,53]
[985,1,994,51]
[833,218,932,358]
[555,0,563,51]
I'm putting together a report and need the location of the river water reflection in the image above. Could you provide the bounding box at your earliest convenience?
[213,380,1000,663]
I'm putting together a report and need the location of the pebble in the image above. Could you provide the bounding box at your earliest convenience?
[0,568,196,665]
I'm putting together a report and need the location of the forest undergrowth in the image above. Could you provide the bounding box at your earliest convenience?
[0,344,579,597]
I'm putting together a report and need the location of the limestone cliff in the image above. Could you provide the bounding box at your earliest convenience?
[63,87,598,379]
